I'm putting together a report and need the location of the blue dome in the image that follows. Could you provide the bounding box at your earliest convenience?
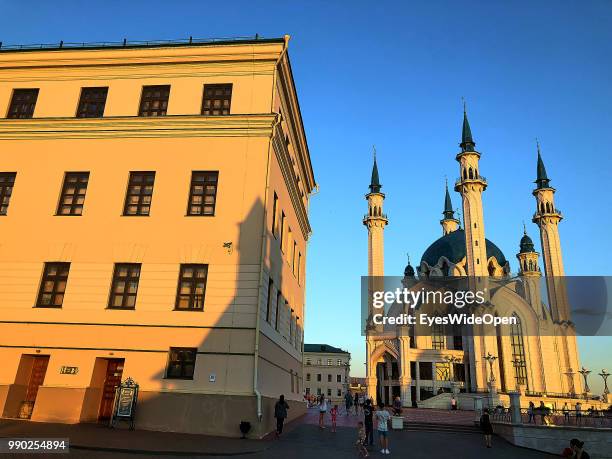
[420,229,507,267]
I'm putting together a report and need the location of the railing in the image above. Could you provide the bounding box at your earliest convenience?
[455,175,487,187]
[493,408,612,429]
[532,208,563,220]
[0,35,276,52]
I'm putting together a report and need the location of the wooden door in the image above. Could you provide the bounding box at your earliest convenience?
[98,359,124,421]
[24,356,49,403]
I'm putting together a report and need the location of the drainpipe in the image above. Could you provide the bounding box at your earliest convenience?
[253,37,288,423]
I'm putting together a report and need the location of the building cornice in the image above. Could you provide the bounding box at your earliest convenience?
[0,114,277,140]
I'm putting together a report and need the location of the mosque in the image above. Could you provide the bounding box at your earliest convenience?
[363,109,586,408]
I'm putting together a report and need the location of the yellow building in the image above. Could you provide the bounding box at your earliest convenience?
[0,36,316,438]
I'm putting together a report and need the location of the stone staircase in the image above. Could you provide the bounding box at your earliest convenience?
[401,421,481,434]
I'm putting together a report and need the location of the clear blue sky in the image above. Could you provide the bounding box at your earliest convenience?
[2,0,611,393]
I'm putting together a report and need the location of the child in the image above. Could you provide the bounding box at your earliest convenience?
[356,421,369,457]
[375,401,391,455]
[330,404,338,432]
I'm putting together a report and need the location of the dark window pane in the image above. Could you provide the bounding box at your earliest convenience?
[7,89,39,119]
[201,84,232,115]
[123,172,155,216]
[0,172,16,215]
[76,87,108,118]
[108,263,141,309]
[187,172,218,216]
[139,85,170,117]
[57,172,89,216]
[175,264,208,310]
[36,262,70,308]
[166,347,197,379]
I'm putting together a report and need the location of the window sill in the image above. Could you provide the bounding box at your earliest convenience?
[173,308,204,312]
[106,307,136,310]
[185,214,215,217]
[121,214,151,217]
[34,305,62,308]
[54,214,84,217]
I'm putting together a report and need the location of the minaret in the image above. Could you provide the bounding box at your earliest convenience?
[441,179,460,235]
[531,142,567,320]
[454,104,488,276]
[516,224,541,277]
[363,150,388,278]
[363,149,388,402]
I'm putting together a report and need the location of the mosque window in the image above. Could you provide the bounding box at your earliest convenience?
[510,314,528,387]
[431,322,446,350]
[418,362,433,380]
[468,168,474,179]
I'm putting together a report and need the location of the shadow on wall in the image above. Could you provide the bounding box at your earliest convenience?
[113,197,304,438]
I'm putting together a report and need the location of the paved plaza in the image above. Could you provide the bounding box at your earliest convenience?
[0,408,558,458]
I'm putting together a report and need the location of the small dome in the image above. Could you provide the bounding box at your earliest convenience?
[404,263,415,277]
[420,229,507,267]
[519,233,535,253]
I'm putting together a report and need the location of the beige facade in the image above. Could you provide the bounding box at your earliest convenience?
[0,36,316,438]
[303,344,350,402]
[364,110,592,410]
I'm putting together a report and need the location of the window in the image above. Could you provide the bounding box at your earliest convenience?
[280,212,286,252]
[7,89,39,118]
[275,290,281,330]
[138,85,170,117]
[327,374,332,382]
[305,358,311,366]
[272,193,279,238]
[123,172,155,216]
[187,171,219,216]
[292,241,298,275]
[510,314,528,386]
[36,262,70,308]
[297,252,302,285]
[337,389,342,397]
[201,84,232,115]
[0,172,16,215]
[435,362,450,381]
[317,388,321,395]
[327,388,331,396]
[287,227,293,262]
[432,322,446,350]
[266,278,274,322]
[419,362,433,380]
[306,373,311,381]
[327,359,332,366]
[166,348,197,379]
[76,87,108,118]
[57,172,89,216]
[337,374,341,383]
[175,264,208,310]
[317,359,321,365]
[108,263,141,309]
[317,374,321,382]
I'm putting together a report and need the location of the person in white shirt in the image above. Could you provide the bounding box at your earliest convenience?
[374,401,391,454]
[319,395,328,429]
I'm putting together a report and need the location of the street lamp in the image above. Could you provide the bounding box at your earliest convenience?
[598,369,610,396]
[483,352,497,383]
[444,355,460,382]
[578,367,591,398]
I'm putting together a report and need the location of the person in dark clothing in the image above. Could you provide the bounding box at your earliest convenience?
[345,391,353,416]
[480,408,493,448]
[570,438,591,459]
[354,393,360,415]
[274,395,289,436]
[363,398,374,446]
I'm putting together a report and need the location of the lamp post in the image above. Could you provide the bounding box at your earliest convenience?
[578,367,591,399]
[444,355,460,382]
[598,369,610,397]
[484,352,497,384]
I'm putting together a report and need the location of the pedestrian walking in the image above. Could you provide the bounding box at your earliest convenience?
[354,392,360,415]
[274,394,289,437]
[562,402,570,424]
[450,396,457,411]
[374,401,391,455]
[575,401,582,425]
[480,408,493,448]
[330,404,338,432]
[363,398,374,446]
[527,401,535,423]
[319,395,328,429]
[344,391,353,416]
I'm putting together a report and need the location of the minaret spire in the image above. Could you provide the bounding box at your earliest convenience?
[460,98,476,152]
[369,145,381,193]
[535,139,550,189]
[440,178,459,235]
